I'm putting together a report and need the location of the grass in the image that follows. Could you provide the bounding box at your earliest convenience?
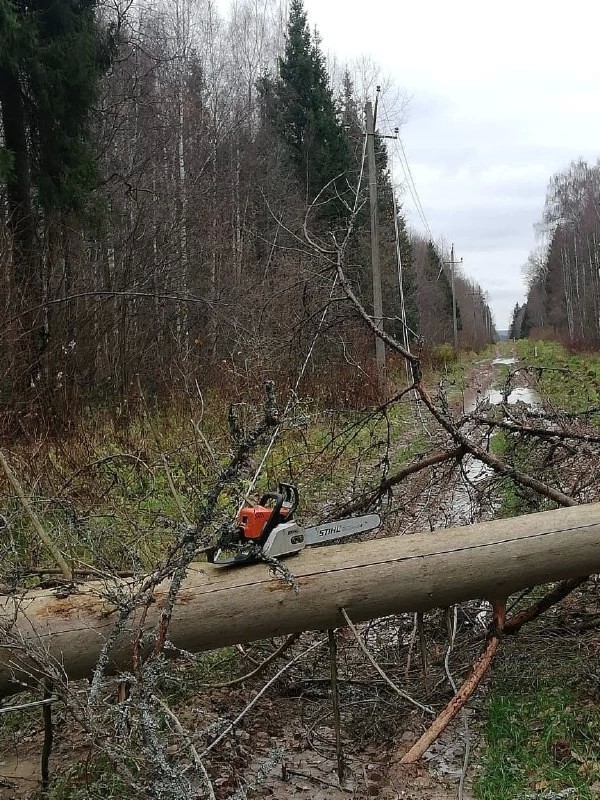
[47,757,133,800]
[490,430,556,519]
[475,657,600,799]
[516,339,600,416]
[3,348,468,579]
[475,338,600,799]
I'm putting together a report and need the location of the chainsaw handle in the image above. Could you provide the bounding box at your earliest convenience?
[258,484,298,519]
[258,491,284,511]
[256,491,285,544]
[278,483,299,517]
[255,484,298,544]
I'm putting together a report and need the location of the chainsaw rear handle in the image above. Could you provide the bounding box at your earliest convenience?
[255,484,297,544]
[280,483,299,516]
[259,483,298,518]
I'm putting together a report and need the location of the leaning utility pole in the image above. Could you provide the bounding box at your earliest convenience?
[446,244,462,351]
[365,96,386,391]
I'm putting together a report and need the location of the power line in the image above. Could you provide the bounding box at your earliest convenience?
[397,133,433,239]
[379,99,435,242]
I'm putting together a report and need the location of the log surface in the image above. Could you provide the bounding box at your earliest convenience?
[1,503,599,696]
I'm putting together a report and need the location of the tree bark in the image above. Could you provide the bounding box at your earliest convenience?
[1,503,599,697]
[0,65,41,387]
[0,66,36,275]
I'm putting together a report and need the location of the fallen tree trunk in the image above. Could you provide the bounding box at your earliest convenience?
[1,503,599,697]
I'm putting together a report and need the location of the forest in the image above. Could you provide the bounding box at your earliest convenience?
[0,0,494,435]
[511,158,600,345]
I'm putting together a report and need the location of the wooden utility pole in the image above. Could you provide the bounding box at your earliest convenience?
[365,98,386,390]
[2,502,600,697]
[446,243,462,351]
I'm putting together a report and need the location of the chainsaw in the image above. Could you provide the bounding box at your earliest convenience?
[207,483,380,567]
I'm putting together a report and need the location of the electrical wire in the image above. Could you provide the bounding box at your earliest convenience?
[380,99,435,242]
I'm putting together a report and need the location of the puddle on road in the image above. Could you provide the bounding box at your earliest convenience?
[491,357,518,365]
[482,387,541,408]
[449,365,542,524]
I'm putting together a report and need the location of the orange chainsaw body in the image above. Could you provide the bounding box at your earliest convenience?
[237,504,290,540]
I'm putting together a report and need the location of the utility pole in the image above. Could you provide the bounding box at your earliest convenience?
[365,95,386,391]
[446,244,462,352]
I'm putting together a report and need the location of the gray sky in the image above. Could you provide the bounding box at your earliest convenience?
[302,0,600,329]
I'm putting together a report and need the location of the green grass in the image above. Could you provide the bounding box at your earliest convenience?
[490,431,556,519]
[516,340,600,415]
[47,756,133,800]
[475,339,600,799]
[1,379,430,576]
[475,669,600,800]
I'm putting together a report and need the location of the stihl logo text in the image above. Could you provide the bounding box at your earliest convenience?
[317,526,341,537]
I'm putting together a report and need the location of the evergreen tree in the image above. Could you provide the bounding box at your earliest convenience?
[394,211,418,338]
[406,238,460,346]
[29,0,115,211]
[508,303,521,339]
[263,0,350,215]
[427,240,458,330]
[520,303,532,339]
[0,0,115,231]
[0,0,36,272]
[340,69,361,136]
[0,0,116,387]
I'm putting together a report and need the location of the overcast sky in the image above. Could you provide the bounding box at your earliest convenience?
[296,0,600,329]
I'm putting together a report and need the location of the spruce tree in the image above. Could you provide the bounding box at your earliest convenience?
[29,0,114,211]
[0,0,115,388]
[265,0,350,215]
[393,211,418,338]
[520,303,532,338]
[508,303,521,339]
[0,0,115,215]
[425,240,460,340]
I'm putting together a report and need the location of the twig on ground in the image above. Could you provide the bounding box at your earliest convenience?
[154,695,216,800]
[200,638,327,758]
[340,608,434,715]
[0,696,59,715]
[401,598,506,764]
[202,634,301,688]
[505,577,588,634]
[284,767,350,791]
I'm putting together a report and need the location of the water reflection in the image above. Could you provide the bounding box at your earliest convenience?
[491,357,518,365]
[482,387,541,407]
[449,374,542,524]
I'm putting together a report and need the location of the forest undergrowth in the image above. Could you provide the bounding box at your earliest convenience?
[1,342,599,800]
[473,341,600,800]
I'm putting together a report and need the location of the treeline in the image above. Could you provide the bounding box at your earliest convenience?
[511,158,600,345]
[0,0,493,433]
